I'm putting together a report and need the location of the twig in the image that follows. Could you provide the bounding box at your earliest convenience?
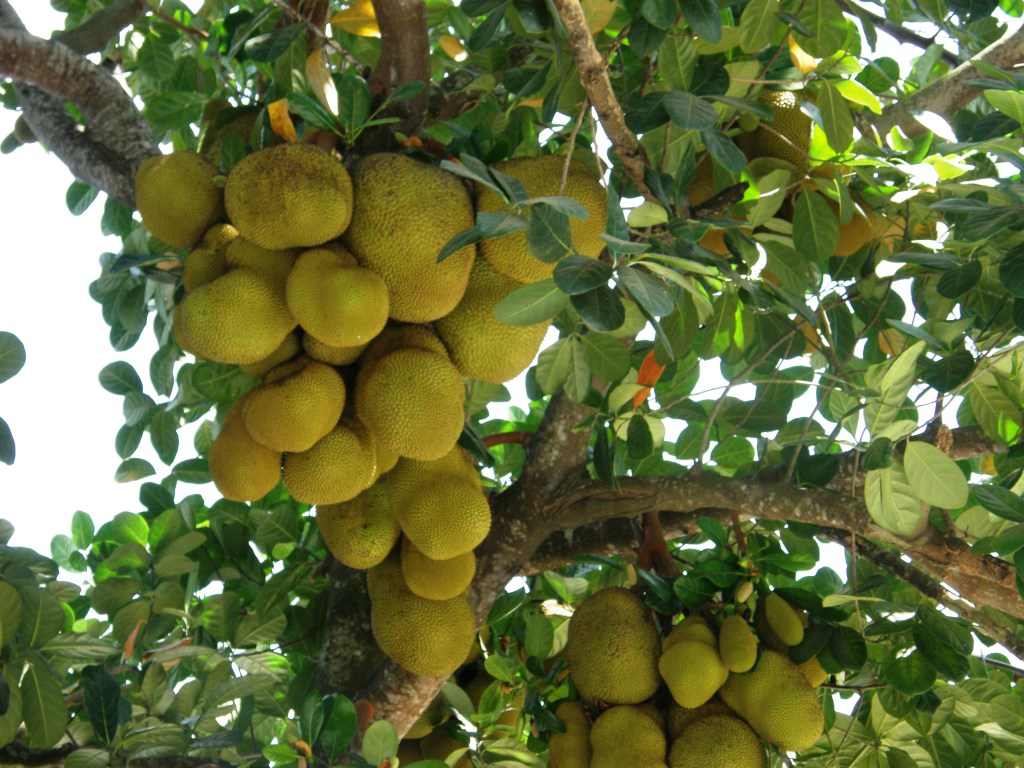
[837,0,959,66]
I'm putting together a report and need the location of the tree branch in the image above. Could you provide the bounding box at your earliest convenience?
[839,0,959,67]
[549,0,653,199]
[868,22,1024,139]
[53,0,147,54]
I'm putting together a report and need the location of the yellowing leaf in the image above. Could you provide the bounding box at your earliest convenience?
[305,49,339,116]
[268,99,299,143]
[330,0,379,37]
[788,33,817,75]
[979,454,997,475]
[439,34,467,61]
[903,442,969,510]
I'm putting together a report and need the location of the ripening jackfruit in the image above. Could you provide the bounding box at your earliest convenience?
[136,152,225,248]
[477,155,607,284]
[737,90,812,170]
[355,346,465,461]
[224,143,353,249]
[368,555,476,678]
[665,697,733,740]
[401,537,475,600]
[763,592,804,647]
[202,222,239,251]
[237,331,302,377]
[718,615,758,673]
[282,418,377,504]
[395,476,490,560]
[316,482,400,569]
[209,397,282,501]
[668,713,766,768]
[664,616,717,652]
[565,587,660,705]
[360,324,450,368]
[178,268,297,364]
[182,245,226,292]
[548,700,591,768]
[386,448,480,510]
[797,655,828,687]
[224,237,299,288]
[241,357,345,452]
[434,258,550,383]
[718,650,824,752]
[286,245,389,347]
[342,153,475,322]
[302,333,367,366]
[590,705,667,768]
[685,157,750,256]
[659,639,729,709]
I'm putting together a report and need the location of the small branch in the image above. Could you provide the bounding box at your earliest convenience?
[54,0,148,54]
[549,0,653,199]
[869,23,1024,139]
[838,0,959,67]
[481,431,531,448]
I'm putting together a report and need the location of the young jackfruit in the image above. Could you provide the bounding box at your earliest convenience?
[355,346,465,461]
[223,237,300,288]
[208,397,282,502]
[178,267,297,364]
[282,419,377,504]
[477,155,607,284]
[434,258,550,383]
[182,245,227,292]
[660,639,729,709]
[565,587,660,705]
[548,700,591,768]
[368,555,476,678]
[316,482,400,569]
[401,537,475,600]
[763,592,804,647]
[663,615,717,651]
[717,650,824,752]
[342,153,475,322]
[286,245,389,348]
[302,333,367,366]
[668,713,766,768]
[241,357,345,452]
[737,90,812,170]
[237,331,302,377]
[359,324,450,368]
[797,655,828,687]
[136,152,225,248]
[665,697,734,740]
[395,476,490,560]
[224,143,353,249]
[590,705,667,768]
[718,615,758,673]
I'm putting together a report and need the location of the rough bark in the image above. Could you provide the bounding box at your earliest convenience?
[317,558,386,695]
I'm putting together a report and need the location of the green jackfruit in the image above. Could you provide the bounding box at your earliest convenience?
[386,448,479,510]
[223,237,299,288]
[565,587,660,705]
[224,143,353,249]
[316,483,400,569]
[237,331,302,377]
[282,418,377,504]
[394,476,490,560]
[209,396,281,502]
[302,333,367,366]
[590,705,667,768]
[401,537,475,600]
[665,697,733,740]
[182,245,226,292]
[664,616,717,651]
[763,592,804,647]
[549,700,591,768]
[659,639,729,709]
[136,152,225,248]
[668,713,766,768]
[736,89,812,170]
[718,615,758,673]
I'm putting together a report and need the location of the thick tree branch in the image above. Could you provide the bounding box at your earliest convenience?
[549,0,653,199]
[54,0,147,54]
[363,0,430,144]
[868,23,1024,139]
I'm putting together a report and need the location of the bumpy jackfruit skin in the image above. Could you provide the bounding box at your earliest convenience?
[224,237,300,288]
[302,333,367,366]
[477,155,607,284]
[395,476,491,560]
[659,639,729,709]
[136,153,226,249]
[237,331,302,377]
[359,324,450,369]
[548,700,591,768]
[590,705,667,768]
[668,713,766,768]
[565,587,661,705]
[316,483,400,569]
[367,555,476,678]
[355,347,465,460]
[387,448,479,510]
[434,258,550,383]
[664,615,717,651]
[224,143,353,249]
[178,268,297,364]
[182,245,227,292]
[737,90,812,170]
[281,419,377,504]
[202,222,239,250]
[400,537,475,600]
[797,655,828,687]
[342,153,475,322]
[718,650,824,752]
[666,697,734,740]
[209,397,282,501]
[763,592,804,647]
[286,246,389,347]
[718,615,758,673]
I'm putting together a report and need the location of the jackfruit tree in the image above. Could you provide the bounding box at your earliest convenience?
[4,0,1024,766]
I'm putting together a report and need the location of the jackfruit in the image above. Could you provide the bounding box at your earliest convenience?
[282,418,377,504]
[395,476,490,560]
[178,268,297,364]
[396,739,424,762]
[223,237,300,288]
[209,397,282,501]
[668,713,766,768]
[359,324,450,368]
[548,700,591,768]
[718,615,758,673]
[241,357,345,452]
[302,333,367,366]
[659,639,729,708]
[405,697,451,739]
[685,157,750,256]
[564,587,660,704]
[717,649,824,752]
[737,90,811,170]
[200,106,261,169]
[387,448,480,510]
[202,222,239,250]
[418,728,473,767]
[286,245,389,347]
[316,483,400,569]
[368,554,476,678]
[182,245,226,292]
[355,346,465,460]
[663,616,717,651]
[590,705,667,768]
[763,592,804,647]
[400,536,475,600]
[797,655,828,687]
[665,697,733,740]
[136,152,225,248]
[237,331,302,377]
[434,257,550,383]
[224,143,353,249]
[477,155,607,284]
[342,153,475,322]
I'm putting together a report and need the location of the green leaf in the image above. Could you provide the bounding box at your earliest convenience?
[244,23,304,61]
[663,91,719,131]
[19,588,65,646]
[680,0,722,41]
[0,417,13,466]
[640,0,677,28]
[114,458,155,483]
[658,35,697,90]
[571,286,626,332]
[493,279,570,326]
[829,626,867,669]
[148,411,179,466]
[739,0,781,52]
[553,255,612,295]
[0,332,26,384]
[234,607,287,646]
[903,442,968,510]
[115,422,144,460]
[535,340,570,395]
[524,613,554,659]
[792,190,839,263]
[318,695,357,762]
[580,335,631,381]
[912,618,969,680]
[0,582,23,646]
[72,510,95,549]
[66,181,99,216]
[864,465,923,536]
[972,485,1024,523]
[936,261,982,299]
[361,720,399,765]
[701,128,747,173]
[969,383,1023,445]
[883,651,937,696]
[984,89,1024,125]
[627,414,654,459]
[562,337,590,403]
[922,349,974,393]
[794,0,848,57]
[816,80,854,152]
[997,243,1024,298]
[82,665,122,743]
[63,749,111,768]
[619,265,674,317]
[21,662,68,749]
[144,91,205,132]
